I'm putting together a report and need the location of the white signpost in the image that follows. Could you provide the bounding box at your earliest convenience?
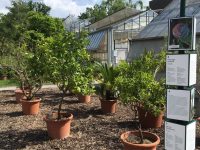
[165,16,197,150]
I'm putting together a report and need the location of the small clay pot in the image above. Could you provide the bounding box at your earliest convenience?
[100,99,117,114]
[78,95,91,103]
[21,97,41,115]
[44,112,73,139]
[120,131,160,150]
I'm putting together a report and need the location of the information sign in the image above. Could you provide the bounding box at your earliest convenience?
[167,88,195,121]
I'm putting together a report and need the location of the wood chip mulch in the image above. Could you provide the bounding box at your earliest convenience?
[0,88,200,150]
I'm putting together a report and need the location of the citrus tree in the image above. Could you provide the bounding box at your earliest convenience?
[39,30,91,119]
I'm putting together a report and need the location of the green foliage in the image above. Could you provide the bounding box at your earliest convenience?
[10,40,44,100]
[116,50,166,116]
[95,62,118,100]
[0,79,19,87]
[26,11,64,37]
[26,0,51,15]
[0,0,52,56]
[79,4,107,23]
[79,0,144,23]
[0,66,15,79]
[104,0,127,15]
[39,30,90,93]
[0,1,61,100]
[37,30,91,119]
[73,60,95,95]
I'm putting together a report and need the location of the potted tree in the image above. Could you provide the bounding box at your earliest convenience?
[20,75,42,115]
[117,50,165,149]
[41,30,90,139]
[11,37,44,114]
[95,62,119,114]
[116,50,166,128]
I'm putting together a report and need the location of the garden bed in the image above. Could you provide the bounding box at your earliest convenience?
[0,88,200,150]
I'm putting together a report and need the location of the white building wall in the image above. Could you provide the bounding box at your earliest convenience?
[128,38,166,61]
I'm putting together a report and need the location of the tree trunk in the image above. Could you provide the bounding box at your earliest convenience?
[57,90,66,120]
[138,124,144,144]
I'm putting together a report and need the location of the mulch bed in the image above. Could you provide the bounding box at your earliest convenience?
[0,88,200,150]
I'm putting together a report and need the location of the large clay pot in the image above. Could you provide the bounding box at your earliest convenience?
[120,131,160,150]
[100,99,117,114]
[15,88,24,103]
[78,95,91,103]
[21,97,41,115]
[44,112,73,139]
[138,107,163,128]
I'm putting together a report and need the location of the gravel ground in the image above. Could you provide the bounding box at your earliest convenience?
[0,88,200,150]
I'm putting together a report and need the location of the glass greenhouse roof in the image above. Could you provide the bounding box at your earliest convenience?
[135,0,200,40]
[87,31,106,51]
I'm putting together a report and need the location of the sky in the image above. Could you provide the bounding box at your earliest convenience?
[0,0,150,18]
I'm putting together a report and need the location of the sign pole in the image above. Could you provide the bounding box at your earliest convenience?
[180,0,186,17]
[179,0,186,55]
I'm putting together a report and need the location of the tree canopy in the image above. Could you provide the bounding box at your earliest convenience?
[78,0,144,23]
[0,0,61,56]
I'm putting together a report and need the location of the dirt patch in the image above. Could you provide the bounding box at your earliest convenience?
[0,88,200,150]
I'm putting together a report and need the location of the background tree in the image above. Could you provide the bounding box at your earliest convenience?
[0,0,64,92]
[105,0,127,15]
[79,4,107,23]
[0,0,51,56]
[78,0,144,23]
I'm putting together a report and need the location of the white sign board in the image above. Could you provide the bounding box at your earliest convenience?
[165,121,196,150]
[167,89,195,121]
[166,54,197,86]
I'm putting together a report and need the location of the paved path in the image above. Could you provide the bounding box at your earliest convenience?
[0,84,58,91]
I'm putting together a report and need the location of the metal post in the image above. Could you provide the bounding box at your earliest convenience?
[180,0,186,17]
[179,0,186,54]
[139,15,140,30]
[107,28,112,66]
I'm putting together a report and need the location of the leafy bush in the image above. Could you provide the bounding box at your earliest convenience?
[95,62,119,100]
[73,62,95,95]
[0,66,15,79]
[39,30,91,119]
[116,50,166,116]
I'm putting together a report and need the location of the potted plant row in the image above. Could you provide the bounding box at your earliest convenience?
[2,3,95,140]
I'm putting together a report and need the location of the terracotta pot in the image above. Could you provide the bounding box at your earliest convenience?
[44,112,73,139]
[138,107,163,128]
[100,99,117,114]
[15,88,24,103]
[78,95,91,103]
[120,131,160,150]
[21,98,41,115]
